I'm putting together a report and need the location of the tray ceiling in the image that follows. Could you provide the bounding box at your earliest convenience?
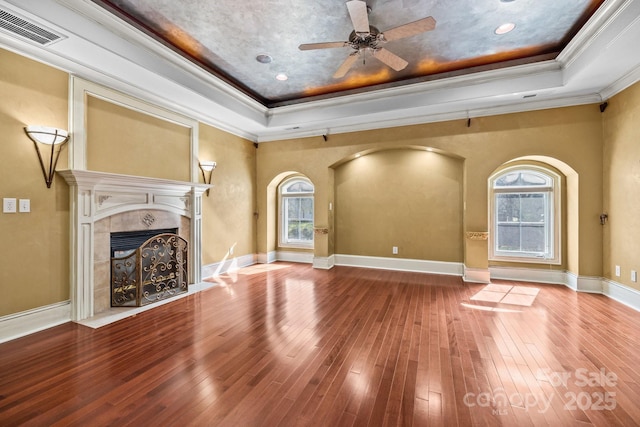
[91,0,604,107]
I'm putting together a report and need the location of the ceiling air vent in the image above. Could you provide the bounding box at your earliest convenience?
[0,7,65,46]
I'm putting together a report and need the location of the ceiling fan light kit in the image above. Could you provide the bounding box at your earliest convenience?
[299,0,436,79]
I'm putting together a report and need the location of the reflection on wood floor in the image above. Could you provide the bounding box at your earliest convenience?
[1,263,640,426]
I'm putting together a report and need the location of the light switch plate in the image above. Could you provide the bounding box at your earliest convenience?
[19,199,30,213]
[3,198,16,213]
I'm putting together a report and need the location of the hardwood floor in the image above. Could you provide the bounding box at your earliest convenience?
[1,263,640,426]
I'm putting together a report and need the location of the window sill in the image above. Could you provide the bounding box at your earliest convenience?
[278,243,314,251]
[489,255,561,265]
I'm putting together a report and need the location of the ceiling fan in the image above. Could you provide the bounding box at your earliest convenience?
[299,0,436,78]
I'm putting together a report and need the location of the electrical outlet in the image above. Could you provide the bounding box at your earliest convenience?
[392,246,398,255]
[3,198,16,213]
[615,265,621,277]
[19,199,30,213]
[632,270,637,283]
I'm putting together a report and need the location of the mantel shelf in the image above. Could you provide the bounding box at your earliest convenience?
[58,169,211,194]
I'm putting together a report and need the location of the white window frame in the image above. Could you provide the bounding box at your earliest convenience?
[489,165,561,264]
[278,177,314,248]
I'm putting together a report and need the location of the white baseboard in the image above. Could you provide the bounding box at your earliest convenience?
[257,251,277,264]
[334,254,464,276]
[463,267,491,284]
[490,267,640,312]
[603,279,640,312]
[313,255,335,270]
[202,253,256,278]
[276,250,314,264]
[490,266,567,285]
[569,272,603,293]
[0,301,71,344]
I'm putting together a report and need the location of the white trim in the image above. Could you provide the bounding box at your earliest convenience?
[258,94,601,143]
[0,301,71,344]
[490,267,640,312]
[488,165,562,265]
[463,267,491,284]
[334,254,463,276]
[558,0,632,68]
[257,251,277,264]
[600,64,640,100]
[313,255,335,270]
[70,77,199,178]
[201,253,256,278]
[276,250,314,264]
[603,279,640,312]
[566,272,603,293]
[490,267,605,293]
[490,266,567,285]
[58,169,209,321]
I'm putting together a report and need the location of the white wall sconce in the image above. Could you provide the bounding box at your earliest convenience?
[199,161,216,196]
[24,126,70,188]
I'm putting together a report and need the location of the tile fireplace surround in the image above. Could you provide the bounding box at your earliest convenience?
[59,170,210,327]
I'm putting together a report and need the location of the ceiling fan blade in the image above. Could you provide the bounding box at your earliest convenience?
[299,41,349,51]
[333,53,359,78]
[373,48,408,71]
[346,0,370,36]
[381,16,436,42]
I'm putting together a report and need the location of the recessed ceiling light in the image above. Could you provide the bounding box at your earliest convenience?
[275,73,288,81]
[426,147,434,152]
[355,153,361,158]
[256,54,272,64]
[495,23,516,35]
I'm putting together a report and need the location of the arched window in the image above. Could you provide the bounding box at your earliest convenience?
[489,166,561,264]
[279,177,314,247]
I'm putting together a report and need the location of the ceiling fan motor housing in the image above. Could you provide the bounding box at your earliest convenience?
[348,26,382,52]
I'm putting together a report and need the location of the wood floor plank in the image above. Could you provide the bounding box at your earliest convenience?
[2,263,640,426]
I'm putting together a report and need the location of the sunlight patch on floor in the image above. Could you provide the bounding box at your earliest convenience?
[232,263,292,276]
[470,284,540,307]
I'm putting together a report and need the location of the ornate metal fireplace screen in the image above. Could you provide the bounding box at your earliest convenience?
[111,233,188,307]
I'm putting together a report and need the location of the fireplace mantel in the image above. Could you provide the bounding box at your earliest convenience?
[59,169,210,321]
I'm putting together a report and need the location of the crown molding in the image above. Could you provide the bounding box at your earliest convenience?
[258,94,602,142]
[559,0,632,68]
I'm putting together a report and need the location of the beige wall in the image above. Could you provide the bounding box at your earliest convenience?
[603,81,640,290]
[199,123,256,264]
[4,43,640,318]
[87,96,191,181]
[0,49,70,316]
[0,48,257,318]
[257,105,604,276]
[335,148,463,261]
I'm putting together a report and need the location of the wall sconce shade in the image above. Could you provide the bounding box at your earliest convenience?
[199,161,216,196]
[24,126,70,188]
